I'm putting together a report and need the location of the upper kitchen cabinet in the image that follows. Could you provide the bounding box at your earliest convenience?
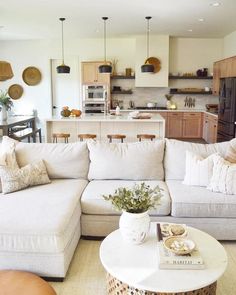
[213,61,220,96]
[135,35,169,87]
[82,61,110,84]
[213,56,236,96]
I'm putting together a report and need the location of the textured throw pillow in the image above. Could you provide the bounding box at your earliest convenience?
[0,160,51,194]
[183,151,215,187]
[0,139,19,193]
[225,138,236,163]
[207,154,236,195]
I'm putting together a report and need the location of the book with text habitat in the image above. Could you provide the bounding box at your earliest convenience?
[156,223,205,270]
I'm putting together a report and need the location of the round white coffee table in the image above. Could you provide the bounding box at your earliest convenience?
[100,223,227,295]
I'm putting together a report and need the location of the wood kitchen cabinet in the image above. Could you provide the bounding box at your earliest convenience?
[182,112,202,138]
[203,113,218,143]
[166,112,203,139]
[82,61,110,84]
[167,112,183,138]
[213,55,236,96]
[213,61,220,96]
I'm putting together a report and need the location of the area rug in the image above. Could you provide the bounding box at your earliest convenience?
[50,240,236,295]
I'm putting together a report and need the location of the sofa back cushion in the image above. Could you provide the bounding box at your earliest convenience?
[164,139,230,180]
[10,140,89,179]
[87,140,165,180]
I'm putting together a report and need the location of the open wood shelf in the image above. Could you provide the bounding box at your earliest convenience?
[169,75,213,80]
[111,75,135,79]
[170,90,212,95]
[111,90,133,94]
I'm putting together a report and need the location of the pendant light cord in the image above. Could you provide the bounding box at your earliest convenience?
[59,18,65,65]
[145,16,152,61]
[102,17,108,63]
[147,18,149,60]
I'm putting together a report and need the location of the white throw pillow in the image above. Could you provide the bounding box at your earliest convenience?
[87,140,165,180]
[0,159,51,194]
[207,154,236,195]
[183,151,215,187]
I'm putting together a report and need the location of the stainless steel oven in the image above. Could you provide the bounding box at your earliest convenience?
[83,85,108,102]
[82,84,109,113]
[83,102,107,114]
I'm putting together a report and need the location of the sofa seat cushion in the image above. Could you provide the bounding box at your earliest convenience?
[81,180,171,216]
[0,179,87,253]
[166,180,236,218]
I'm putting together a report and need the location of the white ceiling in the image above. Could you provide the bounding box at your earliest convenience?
[0,0,236,40]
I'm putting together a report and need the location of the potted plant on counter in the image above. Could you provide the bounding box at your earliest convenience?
[103,182,163,244]
[0,90,13,121]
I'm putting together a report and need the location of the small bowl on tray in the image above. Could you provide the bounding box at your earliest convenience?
[164,236,195,255]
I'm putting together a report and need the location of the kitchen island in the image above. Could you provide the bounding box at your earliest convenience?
[45,114,165,143]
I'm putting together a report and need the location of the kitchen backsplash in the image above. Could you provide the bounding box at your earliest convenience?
[111,79,219,110]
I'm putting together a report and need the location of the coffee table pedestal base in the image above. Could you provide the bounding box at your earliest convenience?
[107,273,217,295]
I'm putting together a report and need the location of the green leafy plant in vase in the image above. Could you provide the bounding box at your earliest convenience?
[0,90,13,121]
[103,182,163,244]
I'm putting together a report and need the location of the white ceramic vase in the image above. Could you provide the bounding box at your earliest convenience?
[0,105,7,121]
[119,211,150,244]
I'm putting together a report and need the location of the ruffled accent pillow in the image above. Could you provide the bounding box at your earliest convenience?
[225,138,236,163]
[207,154,236,195]
[183,151,215,187]
[0,159,51,194]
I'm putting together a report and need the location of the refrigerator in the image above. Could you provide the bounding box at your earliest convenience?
[217,77,236,142]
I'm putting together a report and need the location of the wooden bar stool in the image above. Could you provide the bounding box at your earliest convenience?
[107,134,126,143]
[137,134,156,141]
[78,134,97,142]
[52,133,70,143]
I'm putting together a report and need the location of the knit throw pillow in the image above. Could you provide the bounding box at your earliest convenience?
[207,154,236,195]
[183,151,215,187]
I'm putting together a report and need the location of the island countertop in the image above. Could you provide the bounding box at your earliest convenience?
[45,113,165,123]
[45,114,165,143]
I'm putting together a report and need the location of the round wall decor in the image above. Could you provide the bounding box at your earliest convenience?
[145,57,161,73]
[22,66,42,86]
[8,84,24,100]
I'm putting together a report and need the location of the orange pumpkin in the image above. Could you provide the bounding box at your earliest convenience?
[71,109,82,117]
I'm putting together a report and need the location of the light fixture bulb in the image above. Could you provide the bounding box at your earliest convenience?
[210,2,221,6]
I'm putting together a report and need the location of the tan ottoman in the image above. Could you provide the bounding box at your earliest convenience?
[0,271,56,295]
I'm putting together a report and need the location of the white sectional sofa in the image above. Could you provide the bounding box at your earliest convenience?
[0,137,235,279]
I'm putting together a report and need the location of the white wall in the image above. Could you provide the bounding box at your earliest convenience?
[223,31,236,58]
[169,37,223,75]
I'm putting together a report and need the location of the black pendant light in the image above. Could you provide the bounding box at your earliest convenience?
[99,17,112,74]
[141,16,154,73]
[57,18,70,74]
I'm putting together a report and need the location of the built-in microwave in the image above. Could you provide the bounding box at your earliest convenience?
[83,85,108,102]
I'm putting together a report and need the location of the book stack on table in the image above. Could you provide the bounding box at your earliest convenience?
[156,223,205,270]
